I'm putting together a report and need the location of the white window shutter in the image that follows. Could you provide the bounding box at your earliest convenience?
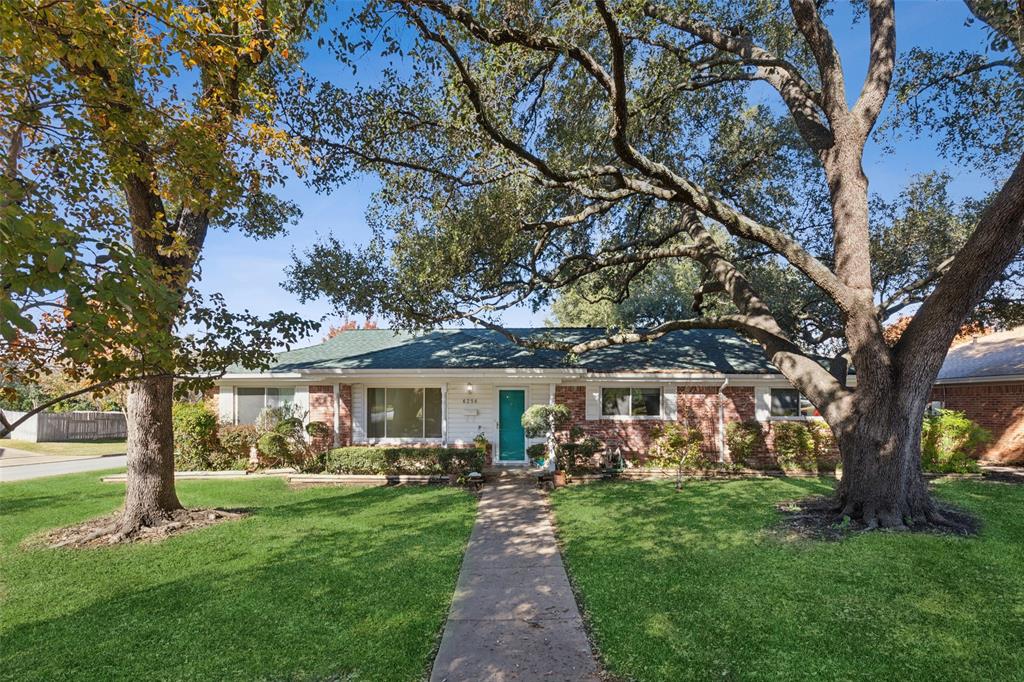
[218,386,233,424]
[294,385,310,422]
[351,383,366,442]
[754,386,771,421]
[585,385,600,420]
[662,386,677,419]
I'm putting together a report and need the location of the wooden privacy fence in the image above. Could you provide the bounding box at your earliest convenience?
[1,411,127,443]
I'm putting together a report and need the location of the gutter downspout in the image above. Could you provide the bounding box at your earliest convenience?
[717,377,729,463]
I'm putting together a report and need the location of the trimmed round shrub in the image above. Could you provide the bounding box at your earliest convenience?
[305,420,330,439]
[218,424,259,461]
[257,431,291,466]
[521,404,571,438]
[275,416,304,436]
[527,443,547,465]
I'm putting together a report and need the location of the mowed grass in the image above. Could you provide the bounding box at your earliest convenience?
[1,439,126,457]
[551,478,1024,682]
[0,472,476,681]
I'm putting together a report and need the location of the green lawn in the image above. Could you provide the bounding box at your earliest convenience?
[551,478,1024,681]
[0,439,126,457]
[0,472,476,681]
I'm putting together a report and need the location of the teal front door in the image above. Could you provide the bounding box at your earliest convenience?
[498,389,527,463]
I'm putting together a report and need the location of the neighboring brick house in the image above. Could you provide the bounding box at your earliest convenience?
[931,327,1024,464]
[214,327,849,468]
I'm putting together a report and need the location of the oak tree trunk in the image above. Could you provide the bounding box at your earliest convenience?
[118,375,182,534]
[830,387,940,529]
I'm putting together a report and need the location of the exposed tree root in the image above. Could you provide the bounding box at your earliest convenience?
[28,508,247,550]
[772,495,979,541]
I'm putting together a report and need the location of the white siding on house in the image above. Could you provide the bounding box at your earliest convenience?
[447,381,494,445]
[218,386,233,424]
[351,383,366,443]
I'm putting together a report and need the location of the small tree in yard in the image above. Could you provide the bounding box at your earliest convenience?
[285,0,1024,530]
[650,423,706,490]
[1,1,320,541]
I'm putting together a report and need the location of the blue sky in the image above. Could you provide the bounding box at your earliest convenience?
[195,1,995,343]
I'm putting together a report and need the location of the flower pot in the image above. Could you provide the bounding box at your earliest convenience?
[553,471,567,487]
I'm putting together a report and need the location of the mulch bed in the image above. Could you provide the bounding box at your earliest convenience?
[771,495,980,541]
[27,508,247,550]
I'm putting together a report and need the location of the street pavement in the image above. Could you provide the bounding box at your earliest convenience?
[0,446,126,482]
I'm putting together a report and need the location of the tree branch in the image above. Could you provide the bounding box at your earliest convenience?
[789,0,847,120]
[852,0,896,135]
[644,2,833,150]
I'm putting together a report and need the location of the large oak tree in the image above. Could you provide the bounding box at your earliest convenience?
[287,0,1024,530]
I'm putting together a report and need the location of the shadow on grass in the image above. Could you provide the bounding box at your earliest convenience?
[550,477,1024,682]
[1,483,476,681]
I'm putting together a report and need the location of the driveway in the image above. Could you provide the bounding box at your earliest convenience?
[0,446,127,482]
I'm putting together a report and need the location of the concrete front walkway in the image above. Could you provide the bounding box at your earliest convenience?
[430,475,600,682]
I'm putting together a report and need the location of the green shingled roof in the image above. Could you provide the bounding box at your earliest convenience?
[232,328,781,374]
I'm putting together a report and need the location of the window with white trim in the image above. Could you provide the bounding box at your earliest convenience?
[367,387,442,439]
[601,387,662,417]
[769,388,817,418]
[235,387,295,424]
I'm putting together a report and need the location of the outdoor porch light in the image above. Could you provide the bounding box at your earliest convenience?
[466,383,474,394]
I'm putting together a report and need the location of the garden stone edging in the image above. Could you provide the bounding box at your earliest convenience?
[100,470,453,486]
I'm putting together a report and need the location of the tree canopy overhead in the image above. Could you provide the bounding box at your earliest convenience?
[2,0,321,409]
[285,0,1024,530]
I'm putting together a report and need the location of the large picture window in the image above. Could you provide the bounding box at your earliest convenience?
[367,387,442,439]
[769,388,816,418]
[235,387,295,424]
[601,387,662,417]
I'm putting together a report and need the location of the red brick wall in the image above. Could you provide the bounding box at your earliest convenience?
[677,385,756,459]
[931,381,1024,464]
[338,384,352,447]
[554,384,757,465]
[309,385,336,451]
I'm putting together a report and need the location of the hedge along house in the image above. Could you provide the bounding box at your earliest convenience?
[215,328,837,468]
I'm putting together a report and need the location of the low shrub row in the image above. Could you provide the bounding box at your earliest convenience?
[724,419,837,472]
[171,402,332,471]
[772,420,837,472]
[304,446,485,476]
[723,409,989,474]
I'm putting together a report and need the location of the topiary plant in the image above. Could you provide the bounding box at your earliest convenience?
[305,420,330,439]
[257,431,291,467]
[521,403,571,468]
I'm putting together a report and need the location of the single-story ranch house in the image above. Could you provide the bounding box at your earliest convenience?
[215,327,1023,466]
